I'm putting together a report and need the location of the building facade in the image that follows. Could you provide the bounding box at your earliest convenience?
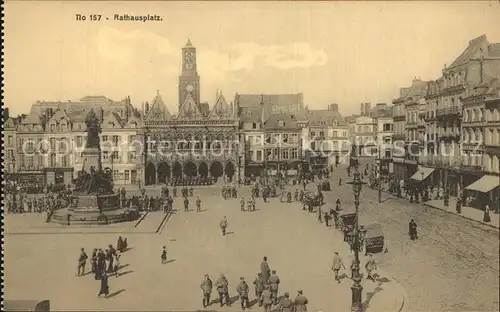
[307,103,350,170]
[141,40,241,185]
[236,93,307,177]
[392,89,408,182]
[419,35,500,196]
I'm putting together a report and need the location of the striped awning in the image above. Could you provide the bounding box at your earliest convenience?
[465,175,499,193]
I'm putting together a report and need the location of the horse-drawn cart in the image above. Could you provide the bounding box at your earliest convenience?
[332,206,357,240]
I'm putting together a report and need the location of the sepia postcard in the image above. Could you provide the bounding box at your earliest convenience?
[2,1,500,312]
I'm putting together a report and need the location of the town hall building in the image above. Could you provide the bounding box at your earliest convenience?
[140,39,242,185]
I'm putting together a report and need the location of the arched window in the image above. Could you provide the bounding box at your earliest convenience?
[463,130,469,143]
[464,110,469,122]
[50,153,56,167]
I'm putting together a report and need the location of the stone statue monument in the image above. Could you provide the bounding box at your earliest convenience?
[51,109,138,225]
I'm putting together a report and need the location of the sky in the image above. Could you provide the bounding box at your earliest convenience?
[4,1,500,117]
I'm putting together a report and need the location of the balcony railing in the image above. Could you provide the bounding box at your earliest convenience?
[436,106,462,117]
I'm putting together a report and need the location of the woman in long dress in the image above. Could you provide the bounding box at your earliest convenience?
[483,204,491,223]
[98,273,109,297]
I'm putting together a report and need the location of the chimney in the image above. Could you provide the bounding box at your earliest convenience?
[328,104,338,112]
[4,107,9,120]
[360,103,365,116]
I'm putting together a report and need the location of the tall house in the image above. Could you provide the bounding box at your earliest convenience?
[392,87,408,182]
[425,35,500,196]
[178,39,201,109]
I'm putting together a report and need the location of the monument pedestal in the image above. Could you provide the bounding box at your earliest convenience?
[82,147,102,172]
[51,193,139,225]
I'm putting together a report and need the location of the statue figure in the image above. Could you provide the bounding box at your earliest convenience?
[85,109,102,149]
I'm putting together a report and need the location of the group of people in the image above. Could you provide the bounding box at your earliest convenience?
[77,236,130,298]
[199,256,308,312]
[222,184,238,199]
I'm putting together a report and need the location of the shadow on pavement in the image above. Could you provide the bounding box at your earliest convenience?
[117,270,134,277]
[165,259,176,264]
[105,289,126,299]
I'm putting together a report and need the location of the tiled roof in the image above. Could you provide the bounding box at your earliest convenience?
[240,107,262,122]
[66,108,90,122]
[307,109,347,127]
[449,35,487,69]
[236,93,303,108]
[406,80,427,99]
[264,113,299,130]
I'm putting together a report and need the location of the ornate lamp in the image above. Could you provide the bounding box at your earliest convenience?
[347,166,366,312]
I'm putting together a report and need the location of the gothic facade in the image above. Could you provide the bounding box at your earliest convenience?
[141,40,242,185]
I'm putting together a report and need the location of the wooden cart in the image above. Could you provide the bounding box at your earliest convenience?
[361,223,385,255]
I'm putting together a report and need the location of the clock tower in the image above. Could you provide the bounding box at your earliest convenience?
[178,38,200,109]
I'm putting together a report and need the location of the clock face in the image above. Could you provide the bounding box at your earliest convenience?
[186,84,194,92]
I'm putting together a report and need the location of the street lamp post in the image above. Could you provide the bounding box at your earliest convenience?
[347,166,366,312]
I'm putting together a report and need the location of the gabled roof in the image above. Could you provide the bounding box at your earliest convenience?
[102,110,124,129]
[264,114,299,130]
[307,109,346,127]
[235,93,307,122]
[177,93,204,120]
[208,93,234,120]
[4,117,18,129]
[449,35,488,69]
[124,113,142,128]
[488,43,500,57]
[145,93,171,121]
[47,109,72,124]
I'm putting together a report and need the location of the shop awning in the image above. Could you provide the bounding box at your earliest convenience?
[410,167,435,181]
[465,175,499,193]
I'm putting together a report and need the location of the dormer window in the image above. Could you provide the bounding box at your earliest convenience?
[278,120,285,127]
[333,120,338,126]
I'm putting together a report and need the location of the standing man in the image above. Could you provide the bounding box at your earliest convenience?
[253,272,265,306]
[184,196,189,212]
[196,196,202,212]
[161,246,167,264]
[236,277,250,310]
[293,290,308,312]
[77,248,88,276]
[216,273,231,307]
[97,272,109,298]
[365,254,377,281]
[260,256,271,284]
[331,252,345,283]
[200,274,213,308]
[240,197,245,211]
[268,270,280,305]
[279,292,294,312]
[220,216,228,236]
[409,219,418,240]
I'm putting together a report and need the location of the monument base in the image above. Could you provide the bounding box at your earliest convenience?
[51,193,139,225]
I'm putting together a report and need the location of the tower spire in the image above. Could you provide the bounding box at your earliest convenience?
[185,38,192,47]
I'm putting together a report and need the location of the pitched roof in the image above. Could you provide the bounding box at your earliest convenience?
[449,35,488,69]
[66,108,90,122]
[264,114,299,130]
[307,109,347,127]
[145,93,171,121]
[47,109,72,124]
[177,93,204,120]
[240,106,262,122]
[488,43,500,57]
[208,94,234,120]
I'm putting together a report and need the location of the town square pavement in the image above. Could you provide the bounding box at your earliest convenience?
[4,185,406,311]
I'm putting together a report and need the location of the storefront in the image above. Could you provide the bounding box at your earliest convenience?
[465,174,499,209]
[44,167,74,186]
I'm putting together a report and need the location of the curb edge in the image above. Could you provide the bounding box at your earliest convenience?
[423,203,499,230]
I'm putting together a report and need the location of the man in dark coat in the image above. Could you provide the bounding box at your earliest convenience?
[409,219,418,240]
[184,197,189,212]
[98,272,109,297]
[97,249,106,273]
[91,248,98,273]
[117,236,124,252]
[260,285,273,312]
[200,274,213,308]
[196,197,202,212]
[260,256,271,284]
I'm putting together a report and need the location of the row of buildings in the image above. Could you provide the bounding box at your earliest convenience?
[4,39,352,187]
[391,34,500,206]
